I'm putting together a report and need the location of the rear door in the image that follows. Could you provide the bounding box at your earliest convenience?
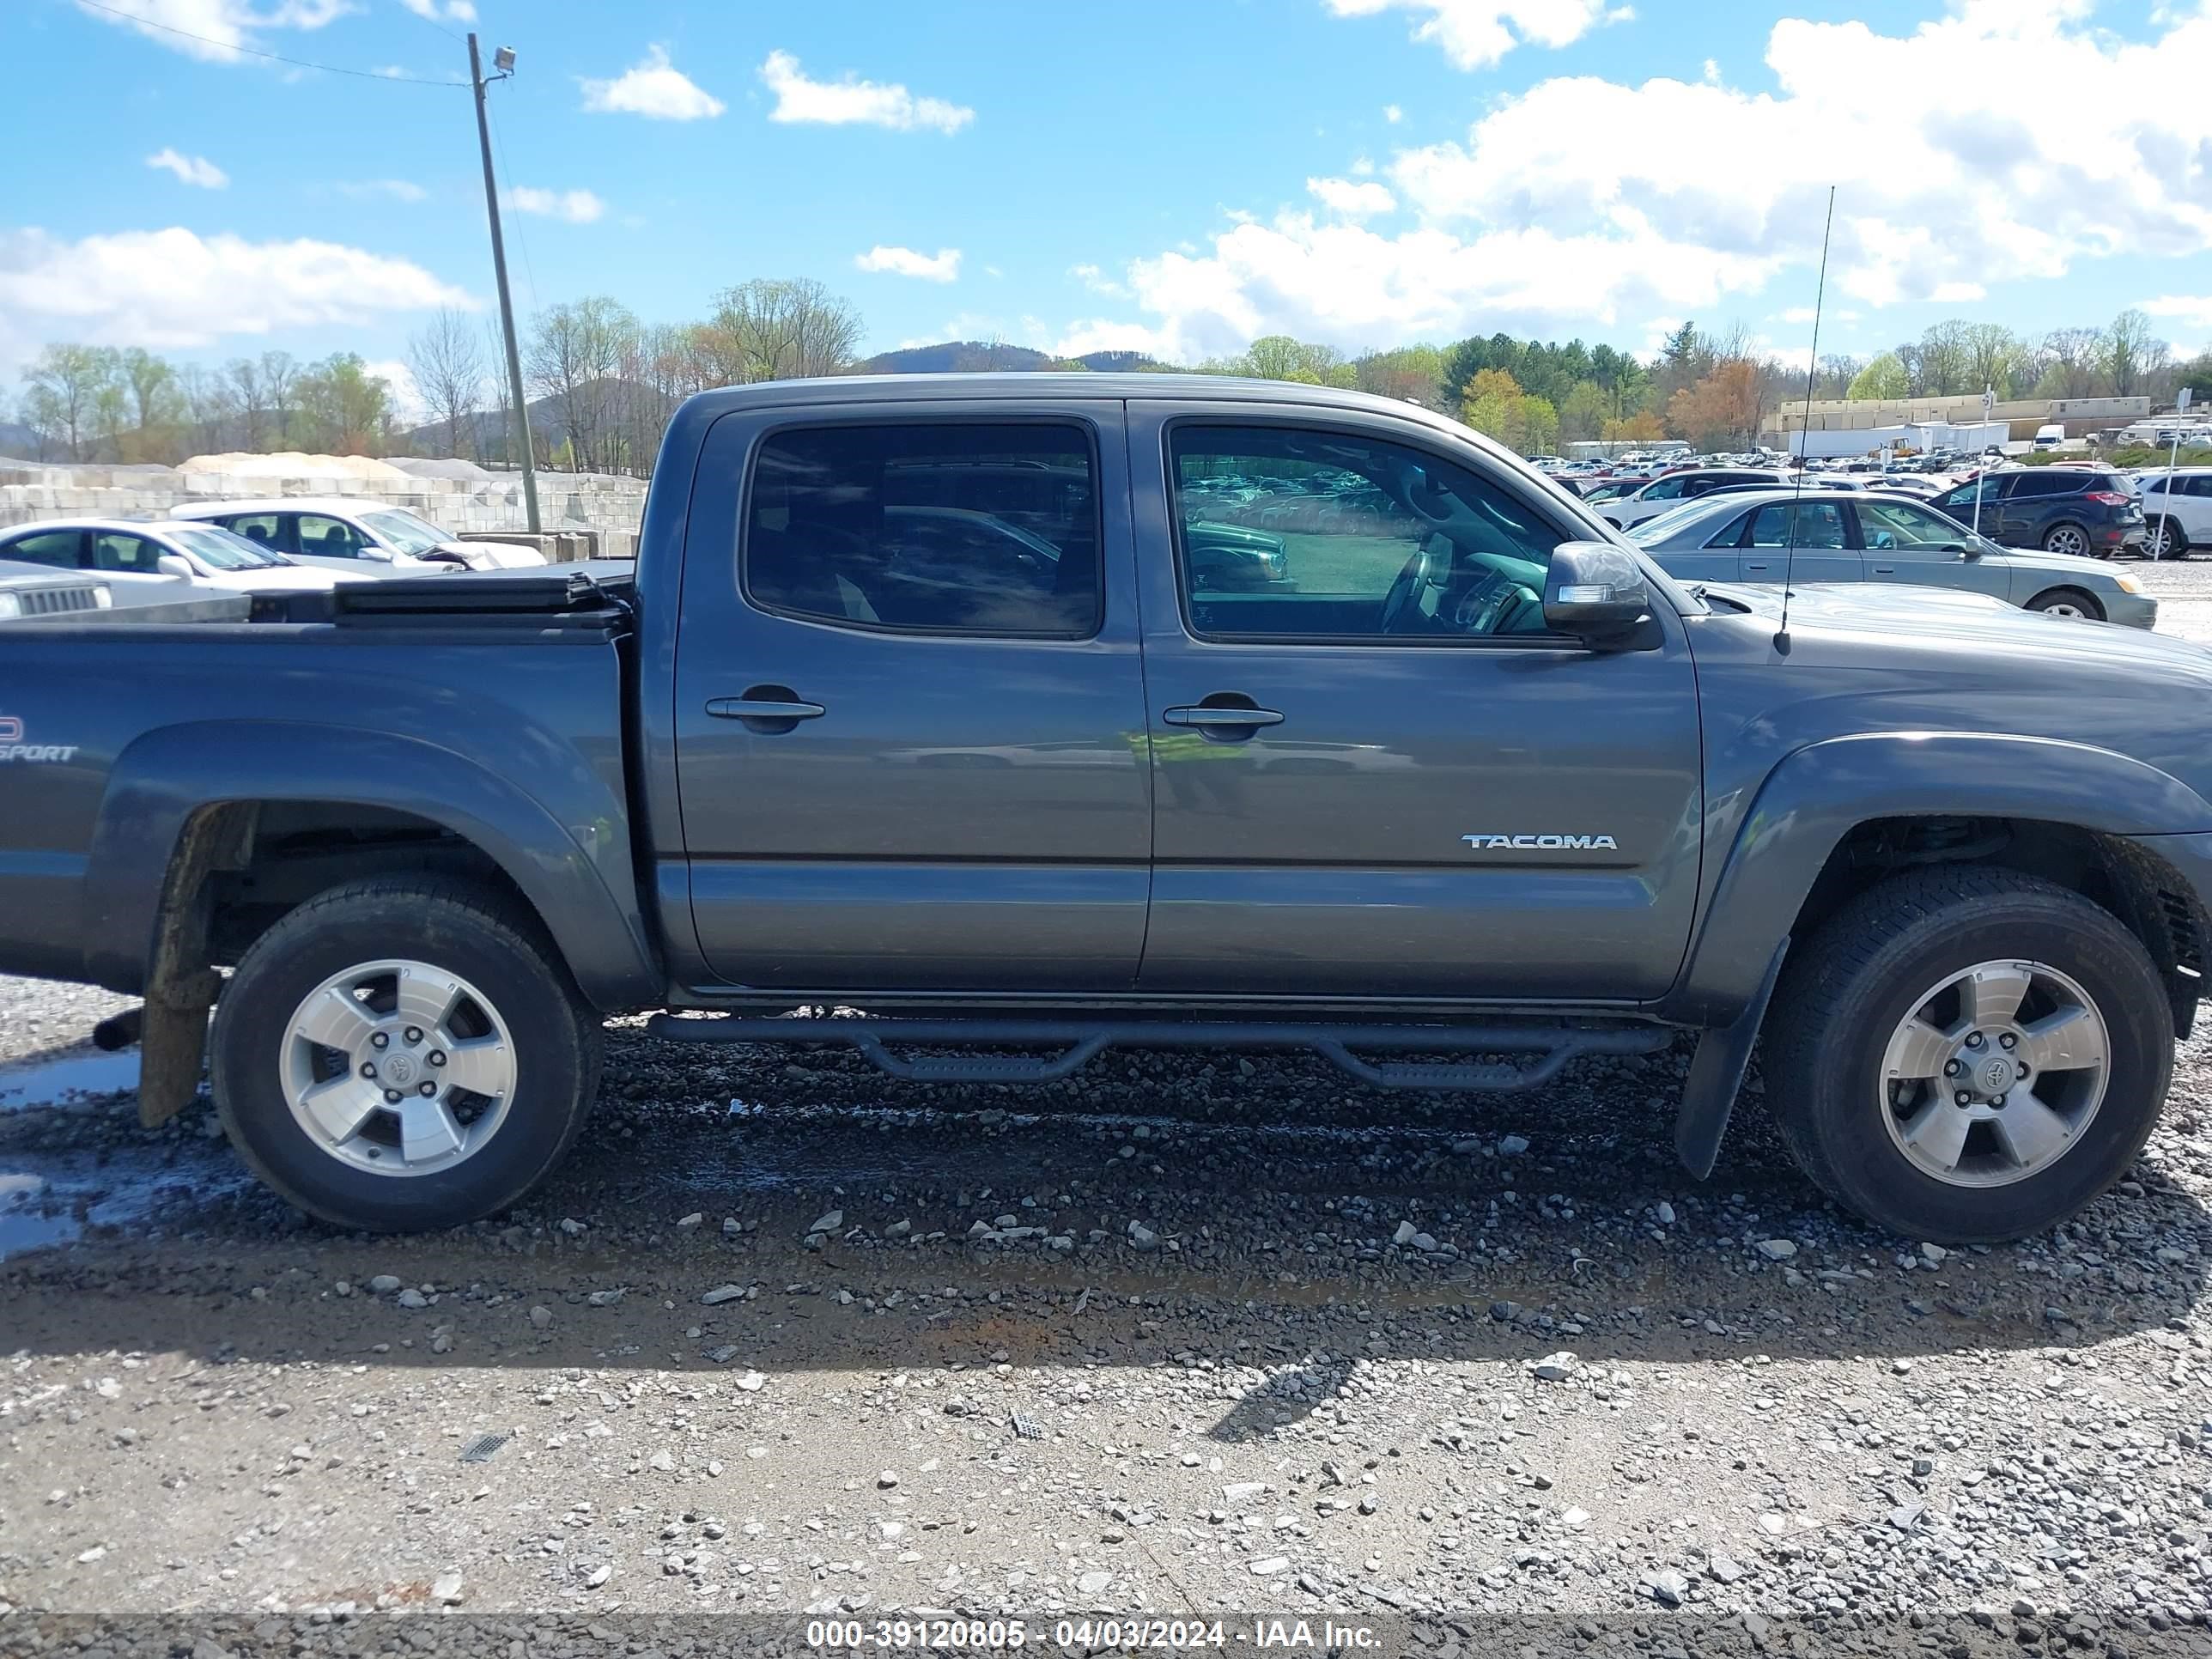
[1128,404,1703,1001]
[674,398,1152,993]
[1734,498,1860,585]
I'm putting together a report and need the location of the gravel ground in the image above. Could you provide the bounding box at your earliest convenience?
[5,562,2212,1658]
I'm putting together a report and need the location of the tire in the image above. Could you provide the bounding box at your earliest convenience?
[1764,868,2172,1243]
[2025,586,2103,620]
[2146,516,2190,561]
[2040,521,2093,558]
[210,877,603,1232]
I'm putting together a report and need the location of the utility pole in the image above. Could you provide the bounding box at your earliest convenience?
[469,32,540,533]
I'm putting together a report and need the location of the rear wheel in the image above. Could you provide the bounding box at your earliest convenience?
[2025,586,2102,620]
[1764,869,2171,1243]
[2040,521,2092,557]
[211,877,602,1232]
[2146,516,2189,561]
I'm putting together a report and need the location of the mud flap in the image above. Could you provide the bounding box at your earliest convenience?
[1674,939,1790,1180]
[135,805,252,1127]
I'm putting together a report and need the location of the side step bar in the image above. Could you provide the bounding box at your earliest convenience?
[643,1014,1674,1091]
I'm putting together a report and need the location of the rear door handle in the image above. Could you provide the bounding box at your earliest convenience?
[1164,705,1284,729]
[1872,564,1897,574]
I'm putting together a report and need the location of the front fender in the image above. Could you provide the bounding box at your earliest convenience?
[82,721,659,1011]
[1668,730,2212,1024]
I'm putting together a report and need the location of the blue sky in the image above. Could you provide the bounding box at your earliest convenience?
[4,0,2209,412]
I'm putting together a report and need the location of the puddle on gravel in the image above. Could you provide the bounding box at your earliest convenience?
[0,1148,252,1261]
[0,1048,141,1109]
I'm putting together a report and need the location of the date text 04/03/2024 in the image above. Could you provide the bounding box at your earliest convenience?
[801,1618,1382,1650]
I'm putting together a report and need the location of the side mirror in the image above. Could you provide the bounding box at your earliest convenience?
[1944,543,1977,557]
[359,544,395,562]
[155,554,193,580]
[1546,542,1652,643]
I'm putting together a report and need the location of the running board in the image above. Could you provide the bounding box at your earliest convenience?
[643,1015,1674,1091]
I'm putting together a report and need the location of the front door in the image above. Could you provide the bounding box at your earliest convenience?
[1855,496,2013,601]
[1127,406,1704,1002]
[675,400,1152,993]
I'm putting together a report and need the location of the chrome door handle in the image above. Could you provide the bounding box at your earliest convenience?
[707,697,824,720]
[1164,705,1284,728]
[707,688,824,734]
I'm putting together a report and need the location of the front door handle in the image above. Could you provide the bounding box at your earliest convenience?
[707,687,824,734]
[1164,703,1284,732]
[1872,564,1897,574]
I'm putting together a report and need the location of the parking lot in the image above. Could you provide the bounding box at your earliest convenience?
[4,561,2212,1657]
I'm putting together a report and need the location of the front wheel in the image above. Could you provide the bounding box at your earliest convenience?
[2146,516,2189,561]
[1763,869,2172,1243]
[211,878,602,1231]
[2025,586,2102,620]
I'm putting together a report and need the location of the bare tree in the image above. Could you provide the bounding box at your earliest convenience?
[702,278,864,384]
[1960,323,2022,401]
[225,357,268,450]
[2040,327,2106,398]
[2103,308,2166,399]
[408,308,488,460]
[176,363,234,456]
[260,350,300,448]
[19,343,114,460]
[527,296,640,472]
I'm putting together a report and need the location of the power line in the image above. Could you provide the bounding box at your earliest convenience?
[70,0,468,85]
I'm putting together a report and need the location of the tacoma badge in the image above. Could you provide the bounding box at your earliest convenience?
[1462,834,1619,851]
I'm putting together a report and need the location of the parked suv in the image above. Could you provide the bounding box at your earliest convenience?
[1928,470,2145,557]
[2137,468,2212,560]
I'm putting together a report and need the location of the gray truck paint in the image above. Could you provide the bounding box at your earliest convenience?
[3,374,2212,1057]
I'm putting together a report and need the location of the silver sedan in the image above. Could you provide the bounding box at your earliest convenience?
[1625,487,2156,628]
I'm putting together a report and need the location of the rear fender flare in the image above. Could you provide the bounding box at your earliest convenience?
[81,721,659,1011]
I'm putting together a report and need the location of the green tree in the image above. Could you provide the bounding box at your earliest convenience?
[1848,353,1909,400]
[18,343,116,460]
[1558,380,1610,444]
[2104,307,2166,398]
[295,354,391,454]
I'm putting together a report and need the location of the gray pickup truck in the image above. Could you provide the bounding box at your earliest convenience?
[5,374,2211,1245]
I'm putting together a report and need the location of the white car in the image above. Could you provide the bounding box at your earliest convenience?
[171,498,547,573]
[0,519,362,593]
[2136,468,2212,560]
[1595,467,1796,529]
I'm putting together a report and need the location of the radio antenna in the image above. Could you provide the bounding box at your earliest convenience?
[1776,185,1837,653]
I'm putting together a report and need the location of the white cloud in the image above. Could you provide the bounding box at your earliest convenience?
[1779,305,1859,325]
[855,245,962,282]
[1070,263,1130,299]
[758,49,974,133]
[396,0,474,21]
[580,46,725,121]
[1386,3,2212,311]
[1383,103,1404,123]
[336,178,428,203]
[73,0,351,63]
[1307,175,1397,217]
[0,226,472,374]
[1324,0,1628,70]
[362,356,424,422]
[146,149,228,189]
[2142,295,2212,331]
[506,187,605,224]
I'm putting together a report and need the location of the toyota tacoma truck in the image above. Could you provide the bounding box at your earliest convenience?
[3,374,2210,1244]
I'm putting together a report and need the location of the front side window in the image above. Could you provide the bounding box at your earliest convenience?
[1858,500,1969,551]
[744,423,1100,637]
[92,532,159,573]
[297,514,372,558]
[1169,424,1560,641]
[219,512,288,553]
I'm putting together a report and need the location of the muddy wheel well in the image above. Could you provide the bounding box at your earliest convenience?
[1790,815,2205,1036]
[168,800,535,970]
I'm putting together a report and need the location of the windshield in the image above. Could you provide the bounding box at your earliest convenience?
[167,525,288,570]
[359,508,453,557]
[1626,499,1725,544]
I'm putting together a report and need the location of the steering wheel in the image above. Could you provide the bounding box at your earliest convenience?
[1378,544,1443,634]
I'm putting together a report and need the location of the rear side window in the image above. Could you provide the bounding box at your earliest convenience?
[743,423,1100,637]
[3,531,82,569]
[2011,473,2071,498]
[221,513,288,552]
